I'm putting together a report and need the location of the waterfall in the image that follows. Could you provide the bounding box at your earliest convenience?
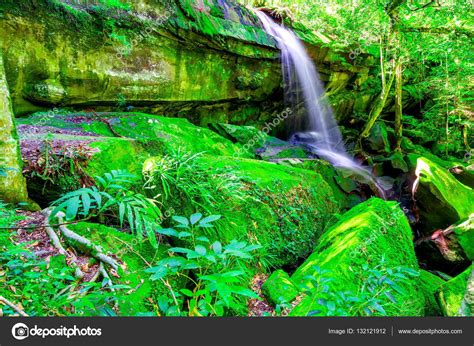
[257,11,386,198]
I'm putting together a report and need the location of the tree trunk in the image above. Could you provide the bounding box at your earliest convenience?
[360,60,396,139]
[0,50,29,204]
[394,60,403,152]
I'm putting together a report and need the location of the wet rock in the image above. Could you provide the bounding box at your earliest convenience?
[413,157,474,234]
[366,121,390,154]
[262,270,299,306]
[436,266,472,316]
[289,198,424,316]
[419,270,445,316]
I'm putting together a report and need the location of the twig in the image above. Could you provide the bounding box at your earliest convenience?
[0,296,28,317]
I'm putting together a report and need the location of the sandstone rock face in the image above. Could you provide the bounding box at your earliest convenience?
[0,1,281,124]
[0,0,392,127]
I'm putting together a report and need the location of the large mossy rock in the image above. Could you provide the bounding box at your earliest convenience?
[413,157,474,234]
[144,154,342,267]
[17,112,246,204]
[289,198,424,316]
[261,270,299,307]
[0,0,281,124]
[419,270,445,316]
[68,222,184,316]
[436,266,472,316]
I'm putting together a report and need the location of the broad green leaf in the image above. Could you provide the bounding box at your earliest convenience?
[190,213,203,225]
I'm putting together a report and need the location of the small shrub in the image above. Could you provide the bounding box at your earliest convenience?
[146,213,261,316]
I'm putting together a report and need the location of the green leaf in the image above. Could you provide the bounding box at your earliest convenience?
[169,247,193,255]
[196,236,210,243]
[190,213,203,225]
[156,228,178,237]
[198,215,221,227]
[195,245,207,256]
[180,289,194,297]
[81,191,91,216]
[145,266,168,281]
[66,196,80,220]
[178,231,192,239]
[212,241,222,254]
[172,216,189,227]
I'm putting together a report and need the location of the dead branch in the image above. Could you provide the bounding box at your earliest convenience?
[0,296,28,317]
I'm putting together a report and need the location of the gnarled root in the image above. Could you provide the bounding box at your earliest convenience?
[55,212,120,271]
[42,209,84,279]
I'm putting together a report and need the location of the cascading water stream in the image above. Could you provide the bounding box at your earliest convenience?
[256,11,386,199]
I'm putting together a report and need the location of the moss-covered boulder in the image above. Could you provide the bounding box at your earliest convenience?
[17,112,246,204]
[68,222,184,316]
[419,270,445,316]
[413,157,474,234]
[261,270,299,307]
[289,198,424,316]
[144,154,341,267]
[452,216,474,261]
[436,266,472,316]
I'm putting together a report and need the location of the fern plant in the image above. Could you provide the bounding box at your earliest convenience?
[50,170,162,247]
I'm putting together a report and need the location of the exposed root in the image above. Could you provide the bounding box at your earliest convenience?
[56,212,120,271]
[42,209,84,279]
[41,209,67,255]
[0,296,29,317]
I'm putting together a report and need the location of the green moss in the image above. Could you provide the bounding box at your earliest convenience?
[419,270,445,316]
[453,215,474,261]
[414,157,474,232]
[68,222,183,316]
[145,154,340,267]
[436,266,471,316]
[295,160,354,209]
[86,137,146,178]
[290,198,424,316]
[262,270,299,306]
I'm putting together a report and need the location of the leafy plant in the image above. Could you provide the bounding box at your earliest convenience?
[50,170,162,247]
[144,150,246,214]
[0,249,120,316]
[146,213,261,316]
[300,260,420,317]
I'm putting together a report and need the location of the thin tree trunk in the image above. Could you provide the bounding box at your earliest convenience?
[462,124,470,150]
[394,60,403,152]
[360,60,396,139]
[0,49,29,204]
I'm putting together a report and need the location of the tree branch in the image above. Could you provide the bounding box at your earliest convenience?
[0,296,28,317]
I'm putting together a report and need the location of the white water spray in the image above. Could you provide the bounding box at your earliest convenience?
[257,11,386,198]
